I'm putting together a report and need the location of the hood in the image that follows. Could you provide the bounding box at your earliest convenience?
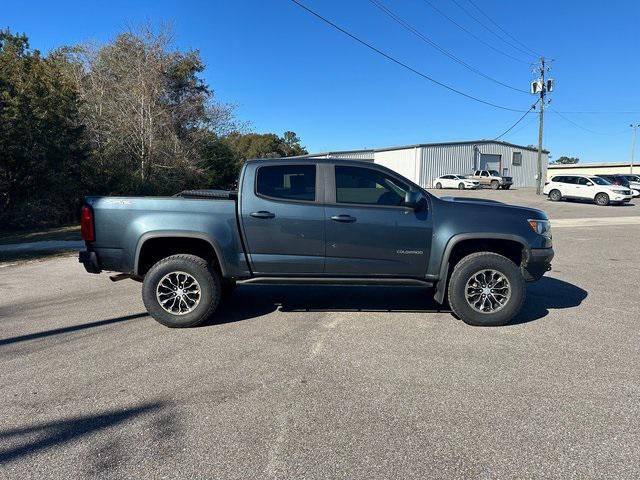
[439,196,503,205]
[437,196,548,219]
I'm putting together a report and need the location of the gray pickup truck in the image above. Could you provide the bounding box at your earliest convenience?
[79,158,553,327]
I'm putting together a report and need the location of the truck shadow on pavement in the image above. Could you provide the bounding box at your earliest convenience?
[511,276,588,325]
[208,276,587,326]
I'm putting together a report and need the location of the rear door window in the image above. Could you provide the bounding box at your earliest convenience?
[256,165,316,202]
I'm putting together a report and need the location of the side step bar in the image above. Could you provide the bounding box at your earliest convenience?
[238,277,433,287]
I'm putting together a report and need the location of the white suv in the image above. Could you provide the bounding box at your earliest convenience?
[544,174,633,206]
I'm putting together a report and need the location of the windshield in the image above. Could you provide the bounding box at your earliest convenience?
[488,170,500,176]
[590,177,610,185]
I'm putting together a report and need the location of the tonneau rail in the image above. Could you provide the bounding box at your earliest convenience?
[173,189,237,200]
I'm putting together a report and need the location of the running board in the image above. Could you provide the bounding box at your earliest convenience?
[238,277,433,287]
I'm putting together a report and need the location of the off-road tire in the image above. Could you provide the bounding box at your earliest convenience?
[458,183,465,190]
[490,180,500,190]
[595,192,609,206]
[502,185,511,190]
[142,254,221,328]
[447,252,525,327]
[436,182,442,189]
[549,189,562,201]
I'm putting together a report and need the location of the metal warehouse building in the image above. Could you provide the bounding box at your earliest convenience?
[306,140,549,188]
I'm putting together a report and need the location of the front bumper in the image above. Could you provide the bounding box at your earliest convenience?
[611,193,633,202]
[79,250,101,274]
[522,247,554,282]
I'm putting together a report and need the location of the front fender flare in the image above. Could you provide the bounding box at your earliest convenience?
[433,233,529,304]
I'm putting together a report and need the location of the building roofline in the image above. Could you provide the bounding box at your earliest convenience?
[548,162,640,169]
[304,139,549,157]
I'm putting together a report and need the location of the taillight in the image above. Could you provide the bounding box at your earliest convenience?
[80,205,95,242]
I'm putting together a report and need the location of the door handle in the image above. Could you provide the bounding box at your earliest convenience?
[330,214,356,223]
[250,211,275,219]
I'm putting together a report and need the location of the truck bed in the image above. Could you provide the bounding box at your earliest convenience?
[85,195,247,276]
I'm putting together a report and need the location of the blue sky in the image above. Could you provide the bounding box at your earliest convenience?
[4,0,639,162]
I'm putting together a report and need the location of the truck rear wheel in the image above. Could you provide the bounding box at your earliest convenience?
[490,180,500,190]
[447,252,525,327]
[142,254,221,328]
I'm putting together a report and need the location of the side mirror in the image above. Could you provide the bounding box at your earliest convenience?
[405,191,425,210]
[585,182,593,186]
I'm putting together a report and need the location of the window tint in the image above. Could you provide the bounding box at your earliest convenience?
[335,166,409,206]
[474,170,480,176]
[512,152,522,166]
[256,165,316,201]
[591,177,610,185]
[481,171,489,177]
[576,177,591,185]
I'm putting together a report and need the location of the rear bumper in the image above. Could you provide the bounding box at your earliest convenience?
[79,250,101,274]
[522,247,554,282]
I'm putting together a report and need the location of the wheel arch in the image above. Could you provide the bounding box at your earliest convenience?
[134,231,227,277]
[433,233,529,304]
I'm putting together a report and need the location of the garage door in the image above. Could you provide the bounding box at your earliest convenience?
[480,154,501,171]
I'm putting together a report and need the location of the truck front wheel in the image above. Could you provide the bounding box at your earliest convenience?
[490,180,500,190]
[142,254,221,328]
[447,252,525,326]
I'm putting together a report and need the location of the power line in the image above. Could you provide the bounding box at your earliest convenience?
[449,0,537,60]
[552,110,640,114]
[288,0,529,112]
[494,100,539,140]
[368,0,528,93]
[549,107,629,135]
[465,0,543,58]
[501,114,536,139]
[420,0,532,64]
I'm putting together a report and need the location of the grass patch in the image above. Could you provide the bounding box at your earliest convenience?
[0,225,81,245]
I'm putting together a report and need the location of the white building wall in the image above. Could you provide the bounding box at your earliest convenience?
[373,147,420,183]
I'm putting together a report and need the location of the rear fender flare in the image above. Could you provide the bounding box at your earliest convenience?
[134,231,227,277]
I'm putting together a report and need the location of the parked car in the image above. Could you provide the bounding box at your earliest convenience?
[433,174,480,190]
[611,174,640,197]
[544,174,633,205]
[469,170,513,190]
[80,158,554,328]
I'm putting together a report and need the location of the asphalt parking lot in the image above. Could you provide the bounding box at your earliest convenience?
[1,188,639,479]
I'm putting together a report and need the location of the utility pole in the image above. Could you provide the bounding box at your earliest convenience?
[531,57,552,195]
[631,124,639,175]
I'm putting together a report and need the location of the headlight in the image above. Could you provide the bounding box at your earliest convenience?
[528,219,551,236]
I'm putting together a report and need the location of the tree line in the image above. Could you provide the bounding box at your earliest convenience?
[0,27,307,231]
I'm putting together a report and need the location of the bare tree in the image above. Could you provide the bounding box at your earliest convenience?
[60,25,239,191]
